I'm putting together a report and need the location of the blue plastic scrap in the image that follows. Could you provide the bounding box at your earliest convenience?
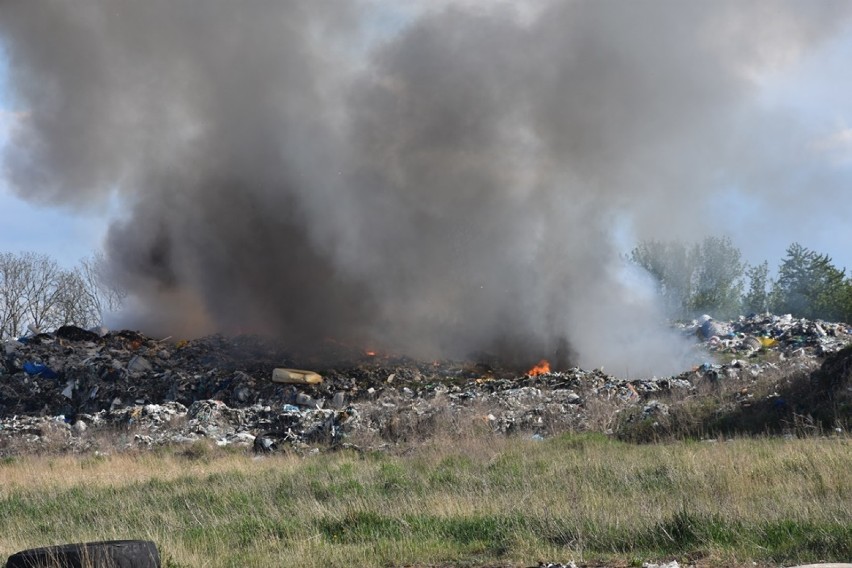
[22,361,58,379]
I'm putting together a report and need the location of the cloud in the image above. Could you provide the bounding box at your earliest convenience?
[812,126,852,163]
[0,108,27,143]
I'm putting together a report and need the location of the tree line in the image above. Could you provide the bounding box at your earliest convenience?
[0,251,125,340]
[3,239,849,341]
[630,237,852,323]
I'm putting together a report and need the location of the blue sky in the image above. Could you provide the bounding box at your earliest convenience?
[713,26,852,272]
[1,19,852,274]
[0,49,111,267]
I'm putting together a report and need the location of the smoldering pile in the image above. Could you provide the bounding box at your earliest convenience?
[4,1,852,380]
[0,327,652,454]
[1,314,849,455]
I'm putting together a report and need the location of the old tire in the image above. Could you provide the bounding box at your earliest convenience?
[6,539,160,568]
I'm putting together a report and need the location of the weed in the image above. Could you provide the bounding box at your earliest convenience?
[0,437,849,567]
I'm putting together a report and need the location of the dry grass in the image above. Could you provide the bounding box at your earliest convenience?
[615,348,852,442]
[0,433,849,567]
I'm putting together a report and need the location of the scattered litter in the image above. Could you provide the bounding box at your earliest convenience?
[643,561,679,568]
[0,313,849,455]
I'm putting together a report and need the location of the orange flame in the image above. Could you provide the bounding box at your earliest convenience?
[527,359,550,376]
[365,350,377,357]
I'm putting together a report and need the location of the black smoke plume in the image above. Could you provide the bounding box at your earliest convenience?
[2,1,850,374]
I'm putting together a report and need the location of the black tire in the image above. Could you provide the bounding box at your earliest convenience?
[6,540,160,568]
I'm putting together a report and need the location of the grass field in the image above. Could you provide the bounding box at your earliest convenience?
[0,433,849,567]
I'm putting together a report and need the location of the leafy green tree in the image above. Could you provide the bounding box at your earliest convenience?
[631,236,746,319]
[688,236,744,319]
[772,243,849,321]
[630,239,695,319]
[742,260,770,314]
[839,283,852,324]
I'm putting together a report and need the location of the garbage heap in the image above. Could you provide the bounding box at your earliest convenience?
[680,312,851,357]
[669,313,851,394]
[1,313,849,455]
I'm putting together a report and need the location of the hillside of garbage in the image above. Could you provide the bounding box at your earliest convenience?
[1,313,850,455]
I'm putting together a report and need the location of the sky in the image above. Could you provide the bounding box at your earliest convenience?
[0,51,112,267]
[2,18,851,272]
[712,24,852,272]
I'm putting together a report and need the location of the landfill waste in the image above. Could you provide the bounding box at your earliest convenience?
[698,314,729,340]
[1,315,850,455]
[678,312,851,357]
[271,368,323,385]
[642,562,680,568]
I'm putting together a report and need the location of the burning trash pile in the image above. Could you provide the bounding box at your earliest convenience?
[1,314,850,455]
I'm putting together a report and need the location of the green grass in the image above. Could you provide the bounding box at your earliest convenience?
[0,434,850,567]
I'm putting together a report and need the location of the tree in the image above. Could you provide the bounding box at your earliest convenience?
[742,260,770,314]
[78,252,127,322]
[53,268,101,329]
[630,236,745,319]
[19,252,65,332]
[688,236,744,319]
[629,240,695,319]
[0,251,125,340]
[772,243,849,321]
[0,252,28,339]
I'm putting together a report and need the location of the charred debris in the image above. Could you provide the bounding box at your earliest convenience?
[1,313,850,456]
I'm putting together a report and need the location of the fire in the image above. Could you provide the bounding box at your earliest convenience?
[365,350,377,357]
[527,359,550,376]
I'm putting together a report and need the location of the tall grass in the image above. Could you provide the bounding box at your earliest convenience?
[1,434,849,567]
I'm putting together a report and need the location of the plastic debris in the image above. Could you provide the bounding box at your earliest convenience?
[22,361,58,379]
[271,368,323,385]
